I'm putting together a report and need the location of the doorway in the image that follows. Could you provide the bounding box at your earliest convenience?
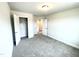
[19,17,28,39]
[11,16,28,46]
[36,19,48,35]
[42,19,48,36]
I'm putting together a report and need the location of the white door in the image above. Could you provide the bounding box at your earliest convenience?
[13,14,20,46]
[42,19,48,36]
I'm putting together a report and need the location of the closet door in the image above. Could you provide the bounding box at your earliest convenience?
[13,14,20,46]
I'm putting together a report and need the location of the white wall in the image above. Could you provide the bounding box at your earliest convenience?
[0,3,13,57]
[47,8,79,49]
[11,10,34,38]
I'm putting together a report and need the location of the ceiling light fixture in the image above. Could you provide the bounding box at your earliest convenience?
[38,3,53,11]
[42,5,48,8]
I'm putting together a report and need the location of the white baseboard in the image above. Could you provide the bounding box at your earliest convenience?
[48,34,79,49]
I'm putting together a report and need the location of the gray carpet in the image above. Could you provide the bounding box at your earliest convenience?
[12,34,79,57]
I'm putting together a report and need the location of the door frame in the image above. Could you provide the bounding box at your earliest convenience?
[19,17,28,39]
[10,15,16,46]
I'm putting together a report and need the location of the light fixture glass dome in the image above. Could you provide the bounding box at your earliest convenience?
[38,3,53,11]
[42,5,48,8]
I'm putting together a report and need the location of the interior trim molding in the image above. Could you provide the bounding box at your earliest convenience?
[47,34,79,49]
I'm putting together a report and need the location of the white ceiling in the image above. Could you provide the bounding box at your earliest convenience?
[8,2,79,16]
